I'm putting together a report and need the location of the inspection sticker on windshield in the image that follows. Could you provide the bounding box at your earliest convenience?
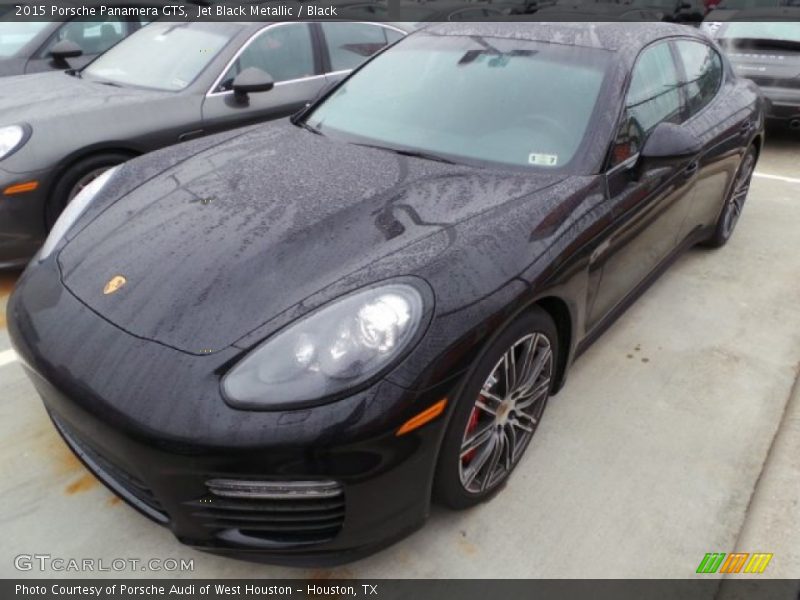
[529,153,558,167]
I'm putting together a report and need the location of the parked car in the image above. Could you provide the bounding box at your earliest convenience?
[711,22,800,129]
[370,1,512,20]
[703,0,800,32]
[9,22,763,565]
[0,19,409,268]
[533,2,667,19]
[0,2,159,77]
[538,0,705,21]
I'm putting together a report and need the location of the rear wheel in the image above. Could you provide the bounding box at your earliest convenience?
[434,309,558,509]
[45,153,131,229]
[706,146,756,248]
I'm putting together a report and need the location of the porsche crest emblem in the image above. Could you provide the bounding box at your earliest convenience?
[103,275,127,295]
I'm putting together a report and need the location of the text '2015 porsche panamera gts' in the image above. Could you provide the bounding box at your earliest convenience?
[8,22,764,565]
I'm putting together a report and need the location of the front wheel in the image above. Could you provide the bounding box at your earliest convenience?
[705,146,756,248]
[45,153,131,230]
[434,308,558,509]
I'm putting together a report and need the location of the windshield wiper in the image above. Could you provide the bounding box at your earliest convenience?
[296,120,323,136]
[352,143,457,165]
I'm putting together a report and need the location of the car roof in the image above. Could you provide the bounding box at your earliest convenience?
[422,21,704,51]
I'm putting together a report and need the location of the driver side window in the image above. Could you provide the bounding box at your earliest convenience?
[217,24,314,92]
[611,42,682,166]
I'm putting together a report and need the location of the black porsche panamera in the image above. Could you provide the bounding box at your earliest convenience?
[8,22,764,564]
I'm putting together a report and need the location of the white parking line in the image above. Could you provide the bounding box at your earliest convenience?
[754,171,800,185]
[0,349,18,367]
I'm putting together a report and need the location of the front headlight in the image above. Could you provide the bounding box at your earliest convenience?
[39,166,118,261]
[222,282,428,409]
[0,125,27,160]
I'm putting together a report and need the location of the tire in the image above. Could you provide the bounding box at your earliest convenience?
[45,153,131,230]
[705,146,757,248]
[433,308,559,510]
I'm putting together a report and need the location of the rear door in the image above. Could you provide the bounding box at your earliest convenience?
[201,23,326,133]
[587,40,697,329]
[672,38,749,241]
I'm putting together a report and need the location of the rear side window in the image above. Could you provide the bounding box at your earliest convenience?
[320,23,400,72]
[675,40,723,119]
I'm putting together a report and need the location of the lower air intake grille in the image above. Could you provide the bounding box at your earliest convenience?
[51,416,168,523]
[192,479,345,545]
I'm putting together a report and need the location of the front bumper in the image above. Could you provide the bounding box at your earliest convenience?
[0,166,50,268]
[8,260,457,565]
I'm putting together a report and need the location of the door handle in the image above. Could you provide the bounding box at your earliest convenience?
[179,129,204,142]
[739,120,752,137]
[684,161,699,177]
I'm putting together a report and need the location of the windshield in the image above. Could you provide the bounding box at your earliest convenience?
[719,22,800,44]
[0,21,50,58]
[306,33,610,171]
[83,22,241,91]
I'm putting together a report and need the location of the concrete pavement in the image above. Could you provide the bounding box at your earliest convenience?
[0,130,798,579]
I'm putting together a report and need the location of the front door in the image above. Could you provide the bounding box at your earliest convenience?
[201,23,326,134]
[588,40,698,329]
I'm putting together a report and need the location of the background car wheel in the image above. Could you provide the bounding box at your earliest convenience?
[705,146,757,248]
[45,153,131,230]
[434,308,558,510]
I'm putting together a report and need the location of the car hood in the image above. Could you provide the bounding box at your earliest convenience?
[0,57,25,78]
[58,121,567,355]
[0,71,166,122]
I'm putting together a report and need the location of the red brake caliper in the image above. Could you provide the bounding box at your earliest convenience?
[462,400,481,464]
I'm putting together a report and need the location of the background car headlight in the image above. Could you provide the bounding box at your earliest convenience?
[222,283,428,409]
[39,166,119,261]
[0,125,27,160]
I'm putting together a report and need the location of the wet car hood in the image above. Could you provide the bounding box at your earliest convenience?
[58,121,567,355]
[0,57,26,78]
[0,71,167,122]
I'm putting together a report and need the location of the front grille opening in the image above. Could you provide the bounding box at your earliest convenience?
[191,479,345,545]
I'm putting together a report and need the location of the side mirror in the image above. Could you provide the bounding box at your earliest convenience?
[49,39,83,68]
[641,121,702,160]
[232,67,274,103]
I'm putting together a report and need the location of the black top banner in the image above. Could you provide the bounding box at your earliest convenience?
[2,0,800,22]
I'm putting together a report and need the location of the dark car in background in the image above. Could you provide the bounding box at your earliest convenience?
[9,22,763,565]
[0,19,408,267]
[536,0,705,21]
[0,2,156,77]
[534,1,669,20]
[713,22,800,129]
[703,0,800,32]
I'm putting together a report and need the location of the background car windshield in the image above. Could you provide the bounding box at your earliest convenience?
[84,22,241,91]
[0,22,50,57]
[719,23,800,44]
[307,33,610,171]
